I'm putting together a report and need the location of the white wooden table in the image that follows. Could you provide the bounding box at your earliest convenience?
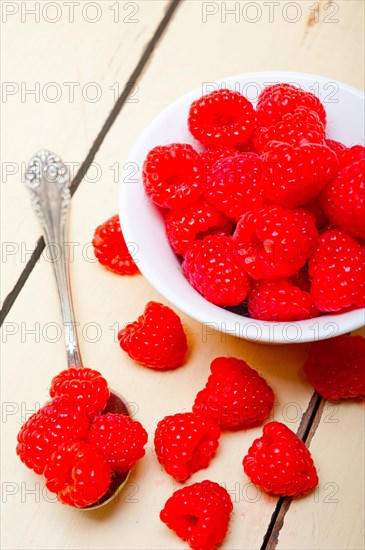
[1,1,364,549]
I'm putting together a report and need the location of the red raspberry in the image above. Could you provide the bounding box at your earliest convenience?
[204,153,266,218]
[44,441,111,508]
[263,141,338,208]
[154,412,220,482]
[322,151,365,239]
[338,144,365,169]
[256,83,326,127]
[308,229,365,311]
[118,301,188,370]
[164,198,232,256]
[50,367,110,420]
[200,146,240,174]
[143,143,203,209]
[254,106,326,153]
[87,413,148,473]
[193,357,274,430]
[304,335,365,400]
[304,195,328,229]
[233,206,318,280]
[325,138,346,155]
[92,214,139,276]
[243,421,318,497]
[182,235,250,306]
[160,480,233,550]
[188,89,255,148]
[16,397,90,474]
[248,278,318,321]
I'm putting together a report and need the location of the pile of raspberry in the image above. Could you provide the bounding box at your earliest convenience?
[143,84,365,321]
[16,367,147,508]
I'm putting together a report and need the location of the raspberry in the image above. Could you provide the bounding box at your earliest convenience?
[338,144,365,168]
[254,106,326,153]
[233,206,318,280]
[160,480,233,550]
[188,89,255,148]
[193,357,274,430]
[204,153,266,218]
[182,235,250,306]
[304,335,365,400]
[200,146,240,174]
[308,229,365,311]
[248,278,318,321]
[243,421,318,497]
[118,301,188,370]
[142,143,202,209]
[44,441,111,508]
[16,397,90,474]
[322,150,365,238]
[263,141,338,208]
[92,215,139,275]
[164,198,232,256]
[154,412,220,482]
[256,83,326,127]
[325,138,346,155]
[87,413,148,473]
[50,367,110,420]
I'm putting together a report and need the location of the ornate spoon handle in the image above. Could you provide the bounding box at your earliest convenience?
[25,150,82,369]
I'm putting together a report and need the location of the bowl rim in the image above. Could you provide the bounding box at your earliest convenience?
[120,70,365,344]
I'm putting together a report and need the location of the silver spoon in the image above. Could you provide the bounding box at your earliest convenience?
[25,150,130,509]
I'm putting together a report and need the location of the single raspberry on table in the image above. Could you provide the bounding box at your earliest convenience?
[263,141,338,208]
[92,214,139,275]
[188,89,255,148]
[44,441,111,508]
[204,153,266,219]
[325,138,347,155]
[253,106,326,153]
[154,412,221,482]
[304,335,365,400]
[193,357,274,430]
[16,397,90,474]
[50,367,110,420]
[160,480,233,550]
[243,421,318,497]
[118,301,188,370]
[248,278,318,321]
[182,235,250,306]
[233,206,318,280]
[143,143,203,209]
[308,229,365,312]
[87,413,148,473]
[322,146,365,238]
[256,83,326,127]
[164,198,232,256]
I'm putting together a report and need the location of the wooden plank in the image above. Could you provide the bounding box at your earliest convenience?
[1,0,170,302]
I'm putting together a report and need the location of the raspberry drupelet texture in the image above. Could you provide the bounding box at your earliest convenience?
[16,397,90,475]
[325,138,347,155]
[233,206,318,280]
[256,83,327,127]
[322,145,365,238]
[44,441,111,508]
[263,141,338,208]
[160,480,233,550]
[118,301,188,370]
[193,357,274,430]
[154,412,221,482]
[243,421,318,497]
[200,146,240,175]
[337,144,365,168]
[92,215,139,275]
[87,413,148,473]
[50,367,110,420]
[204,153,266,218]
[164,198,232,256]
[142,143,203,209]
[182,235,250,306]
[248,278,318,321]
[304,335,365,400]
[308,229,365,312]
[188,89,256,148]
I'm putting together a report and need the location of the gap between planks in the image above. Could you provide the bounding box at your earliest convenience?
[0,0,182,326]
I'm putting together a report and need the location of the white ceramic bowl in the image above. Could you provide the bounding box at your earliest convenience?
[120,71,365,344]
